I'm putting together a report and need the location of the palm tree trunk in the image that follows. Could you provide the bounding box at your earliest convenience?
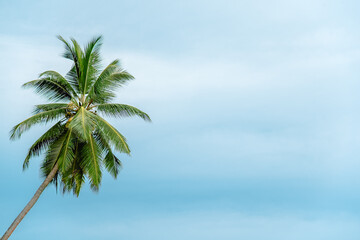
[1,164,59,240]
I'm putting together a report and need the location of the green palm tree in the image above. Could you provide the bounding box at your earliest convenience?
[1,36,150,240]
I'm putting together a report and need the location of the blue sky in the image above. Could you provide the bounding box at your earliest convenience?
[1,0,360,239]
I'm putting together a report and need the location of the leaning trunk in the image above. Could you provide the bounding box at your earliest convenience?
[1,164,59,240]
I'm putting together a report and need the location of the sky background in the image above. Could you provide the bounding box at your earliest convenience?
[1,0,360,239]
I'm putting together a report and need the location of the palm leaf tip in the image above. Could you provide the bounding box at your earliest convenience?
[22,155,31,170]
[103,152,122,178]
[9,108,67,140]
[22,78,72,101]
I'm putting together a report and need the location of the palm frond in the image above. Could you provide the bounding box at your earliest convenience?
[82,36,102,94]
[57,35,76,61]
[10,108,67,140]
[65,66,81,93]
[23,78,72,101]
[57,36,82,92]
[61,141,86,196]
[104,151,122,179]
[96,103,151,122]
[56,128,76,172]
[40,130,72,178]
[94,115,130,154]
[70,38,85,93]
[68,107,96,141]
[86,60,134,103]
[94,131,122,178]
[99,71,134,95]
[39,71,77,97]
[23,122,66,170]
[86,60,118,103]
[80,133,102,191]
[33,103,68,114]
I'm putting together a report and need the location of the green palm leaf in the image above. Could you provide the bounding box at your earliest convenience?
[82,36,102,94]
[39,71,77,97]
[68,107,96,141]
[33,103,68,114]
[23,78,72,101]
[87,59,134,103]
[103,151,122,178]
[65,65,81,93]
[40,130,73,178]
[80,133,102,191]
[10,108,67,140]
[61,142,85,196]
[96,103,151,121]
[57,36,82,92]
[56,128,76,172]
[94,115,130,154]
[23,122,66,169]
[69,38,85,93]
[94,131,122,178]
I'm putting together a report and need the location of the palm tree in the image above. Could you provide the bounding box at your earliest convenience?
[1,36,150,240]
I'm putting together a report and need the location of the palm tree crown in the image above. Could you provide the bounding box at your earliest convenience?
[10,36,151,196]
